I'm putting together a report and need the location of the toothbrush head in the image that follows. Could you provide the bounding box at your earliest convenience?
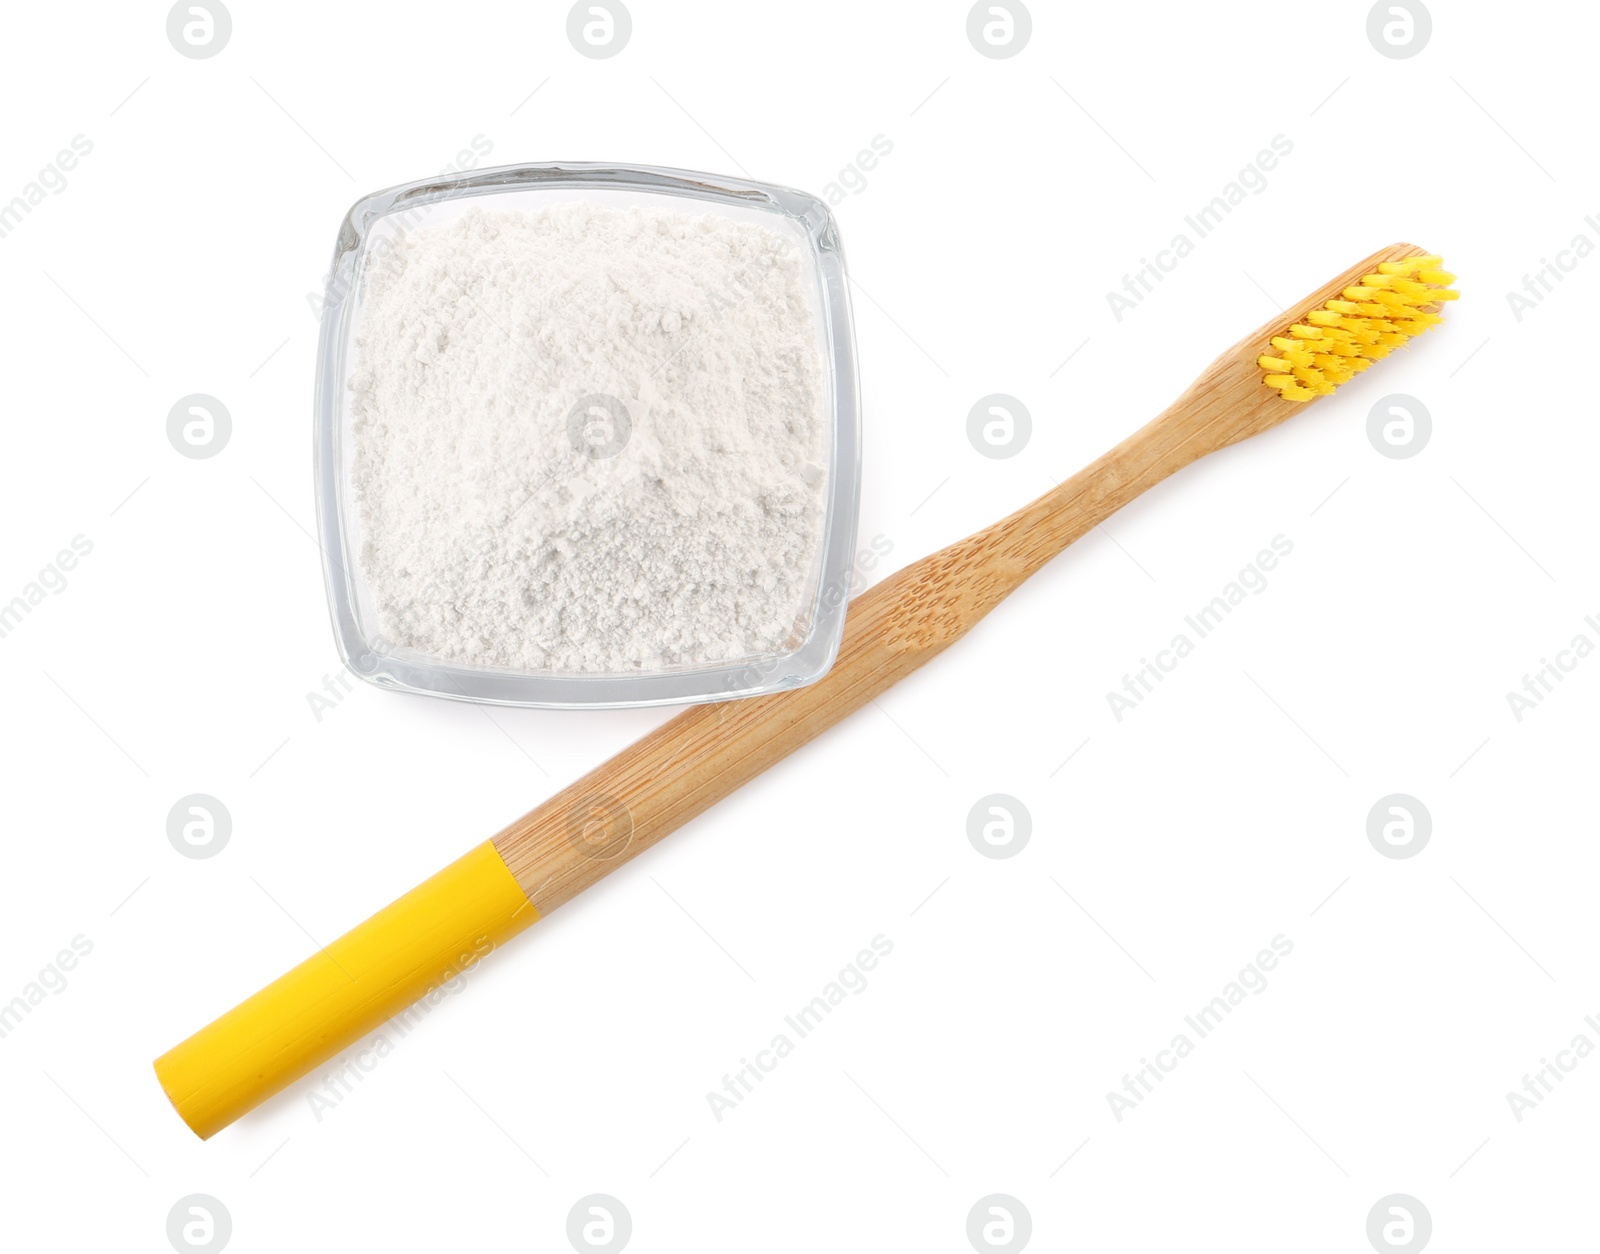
[1258,252,1458,401]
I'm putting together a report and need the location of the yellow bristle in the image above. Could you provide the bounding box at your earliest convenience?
[1261,251,1457,401]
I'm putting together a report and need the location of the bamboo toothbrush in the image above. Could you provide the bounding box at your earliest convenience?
[155,243,1457,1138]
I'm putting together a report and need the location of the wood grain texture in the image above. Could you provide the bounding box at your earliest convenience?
[494,242,1428,913]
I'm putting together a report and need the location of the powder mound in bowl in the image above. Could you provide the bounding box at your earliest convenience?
[348,201,829,674]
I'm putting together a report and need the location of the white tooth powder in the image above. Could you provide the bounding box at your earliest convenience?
[348,202,828,673]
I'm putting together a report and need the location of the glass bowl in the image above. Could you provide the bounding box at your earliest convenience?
[312,161,861,708]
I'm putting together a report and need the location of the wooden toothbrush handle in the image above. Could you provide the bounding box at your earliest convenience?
[492,401,1219,912]
[495,244,1433,905]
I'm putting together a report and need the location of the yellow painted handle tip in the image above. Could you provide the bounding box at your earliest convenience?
[153,841,537,1139]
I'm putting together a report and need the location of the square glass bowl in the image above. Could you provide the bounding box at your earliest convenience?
[313,162,861,708]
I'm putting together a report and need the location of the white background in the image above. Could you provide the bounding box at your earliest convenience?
[1,2,1595,1250]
